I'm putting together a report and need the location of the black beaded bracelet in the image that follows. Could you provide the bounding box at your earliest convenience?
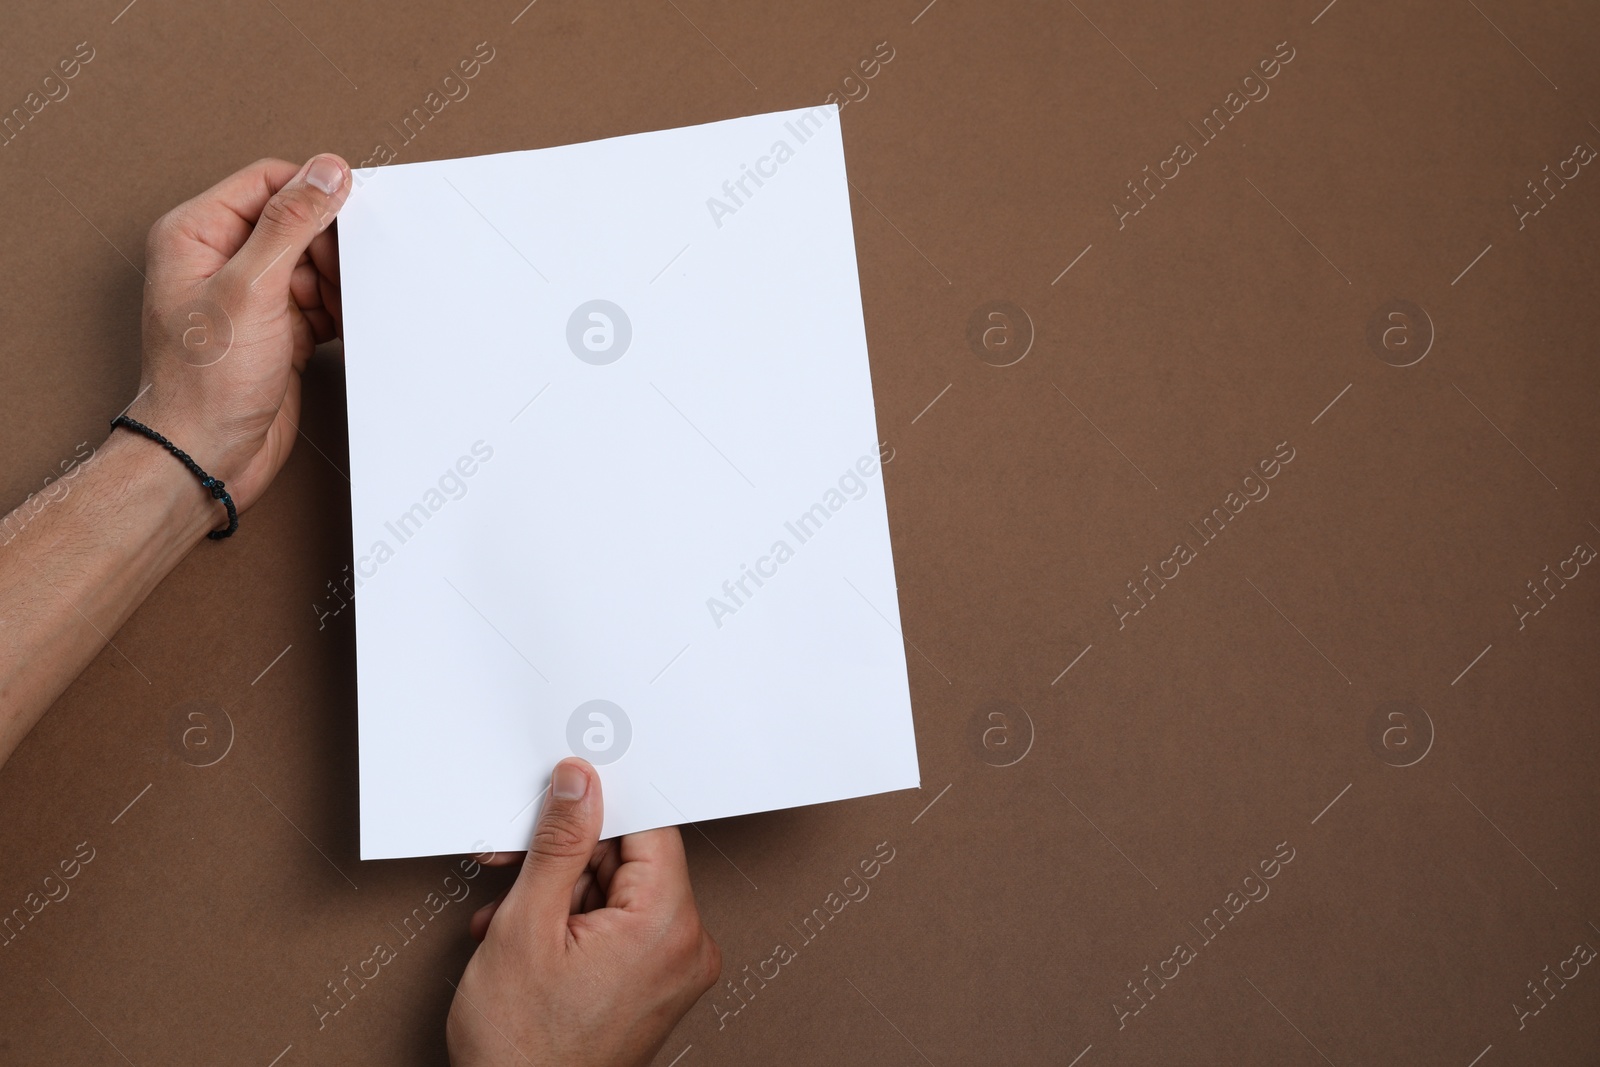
[110,414,238,540]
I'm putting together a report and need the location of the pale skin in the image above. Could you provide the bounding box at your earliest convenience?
[0,154,719,1066]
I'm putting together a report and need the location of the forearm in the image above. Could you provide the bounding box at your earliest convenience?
[0,430,216,764]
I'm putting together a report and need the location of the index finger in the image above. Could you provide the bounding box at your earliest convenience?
[149,158,302,281]
[477,851,526,867]
[171,159,301,239]
[604,826,695,915]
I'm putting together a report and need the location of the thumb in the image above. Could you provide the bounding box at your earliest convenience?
[222,154,350,296]
[508,758,603,929]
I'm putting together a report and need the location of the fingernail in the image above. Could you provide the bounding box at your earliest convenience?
[305,156,344,195]
[551,761,587,800]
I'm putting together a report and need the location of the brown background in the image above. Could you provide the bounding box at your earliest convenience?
[2,0,1598,1064]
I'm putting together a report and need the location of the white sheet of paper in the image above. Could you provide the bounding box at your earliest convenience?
[338,105,919,860]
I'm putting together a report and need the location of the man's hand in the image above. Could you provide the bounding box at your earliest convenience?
[448,759,722,1067]
[131,154,349,511]
[0,154,350,762]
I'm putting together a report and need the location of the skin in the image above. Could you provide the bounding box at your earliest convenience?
[0,155,719,1065]
[455,759,722,1067]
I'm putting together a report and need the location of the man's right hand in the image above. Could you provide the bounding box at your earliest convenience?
[447,758,721,1067]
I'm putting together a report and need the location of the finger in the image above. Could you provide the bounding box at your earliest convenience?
[183,157,302,232]
[504,758,603,932]
[309,228,342,334]
[308,225,339,290]
[320,271,343,336]
[569,870,596,915]
[217,154,350,299]
[605,826,694,915]
[478,851,525,868]
[147,158,303,280]
[290,259,324,312]
[593,839,623,896]
[303,307,338,346]
[566,840,616,914]
[469,889,510,942]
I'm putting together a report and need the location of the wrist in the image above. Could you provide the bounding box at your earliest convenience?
[125,385,240,483]
[100,428,230,546]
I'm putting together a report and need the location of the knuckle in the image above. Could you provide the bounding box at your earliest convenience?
[145,209,183,254]
[698,934,723,990]
[665,915,707,967]
[529,811,588,859]
[260,189,320,234]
